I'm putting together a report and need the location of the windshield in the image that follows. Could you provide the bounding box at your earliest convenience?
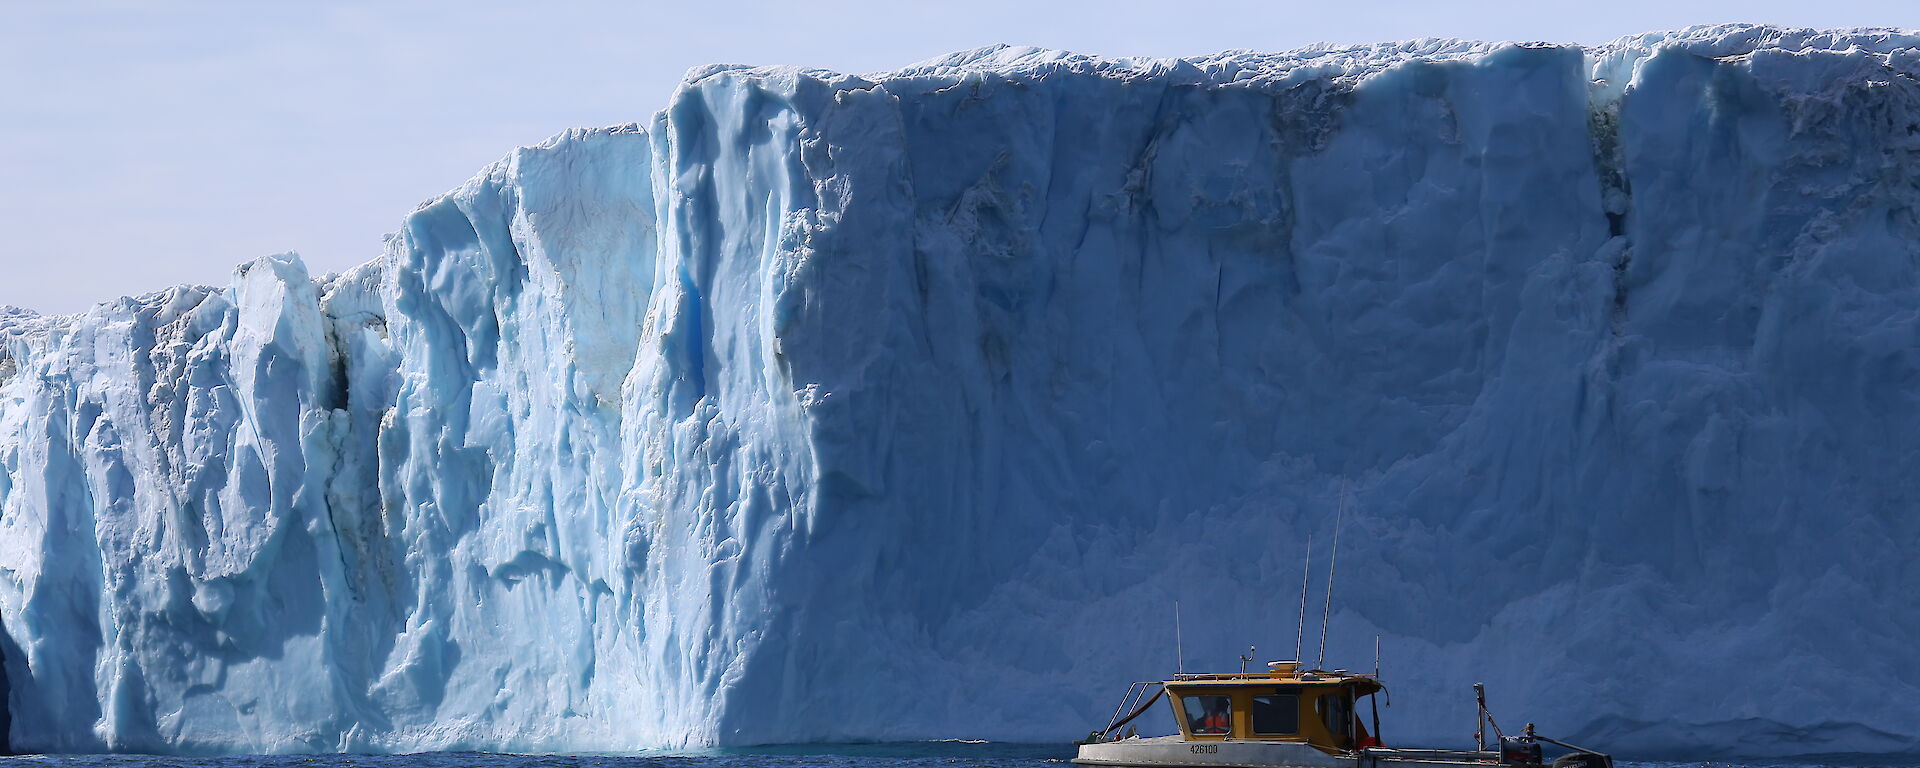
[1184,695,1232,735]
[1252,693,1299,735]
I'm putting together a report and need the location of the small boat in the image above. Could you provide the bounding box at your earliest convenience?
[1074,660,1612,768]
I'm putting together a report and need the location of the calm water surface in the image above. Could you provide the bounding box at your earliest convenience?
[0,743,1910,768]
[0,742,1063,767]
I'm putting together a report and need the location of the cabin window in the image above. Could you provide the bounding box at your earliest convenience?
[1185,695,1232,735]
[1316,691,1353,741]
[1251,694,1299,735]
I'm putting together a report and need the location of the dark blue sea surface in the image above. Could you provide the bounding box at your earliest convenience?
[1,743,1913,768]
[0,741,1066,767]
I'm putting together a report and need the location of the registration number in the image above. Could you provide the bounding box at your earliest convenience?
[1190,745,1219,754]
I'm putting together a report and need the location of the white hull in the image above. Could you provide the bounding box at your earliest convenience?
[1074,736,1505,768]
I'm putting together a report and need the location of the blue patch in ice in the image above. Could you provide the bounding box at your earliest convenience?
[0,22,1917,759]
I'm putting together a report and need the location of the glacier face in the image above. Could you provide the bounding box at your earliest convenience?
[2,23,1919,758]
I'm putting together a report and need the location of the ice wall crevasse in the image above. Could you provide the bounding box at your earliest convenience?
[1,24,1918,757]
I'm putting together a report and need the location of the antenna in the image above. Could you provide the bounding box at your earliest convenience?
[1374,635,1381,677]
[1175,601,1185,674]
[1317,481,1347,670]
[1293,533,1313,662]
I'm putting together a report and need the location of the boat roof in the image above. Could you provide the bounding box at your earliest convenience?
[1164,670,1383,694]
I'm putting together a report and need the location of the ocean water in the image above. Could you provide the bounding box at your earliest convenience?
[0,742,1069,767]
[1,744,1915,768]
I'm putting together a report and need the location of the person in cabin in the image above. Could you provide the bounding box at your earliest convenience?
[1201,699,1230,734]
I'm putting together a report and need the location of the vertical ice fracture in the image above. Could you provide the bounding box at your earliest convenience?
[0,24,1916,758]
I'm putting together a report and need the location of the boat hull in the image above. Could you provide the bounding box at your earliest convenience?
[1075,737,1352,768]
[1074,737,1505,768]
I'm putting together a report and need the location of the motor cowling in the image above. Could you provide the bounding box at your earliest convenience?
[1499,735,1543,765]
[1551,752,1611,768]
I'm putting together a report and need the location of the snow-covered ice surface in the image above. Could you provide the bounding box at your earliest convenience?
[2,23,1918,758]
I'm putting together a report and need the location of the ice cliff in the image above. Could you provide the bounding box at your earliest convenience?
[2,23,1918,758]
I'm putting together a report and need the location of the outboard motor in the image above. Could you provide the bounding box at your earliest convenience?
[1499,724,1542,765]
[1551,753,1611,768]
[1500,735,1541,764]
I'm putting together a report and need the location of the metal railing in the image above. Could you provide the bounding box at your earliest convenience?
[1085,681,1166,743]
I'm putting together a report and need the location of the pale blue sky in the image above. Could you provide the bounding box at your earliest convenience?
[2,0,1909,313]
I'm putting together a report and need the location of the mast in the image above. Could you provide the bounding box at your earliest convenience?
[1293,533,1313,663]
[1175,601,1185,674]
[1316,482,1346,670]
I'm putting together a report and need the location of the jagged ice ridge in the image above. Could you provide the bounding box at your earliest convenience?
[1,23,1918,758]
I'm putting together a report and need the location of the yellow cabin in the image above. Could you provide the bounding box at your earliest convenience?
[1162,662,1383,753]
